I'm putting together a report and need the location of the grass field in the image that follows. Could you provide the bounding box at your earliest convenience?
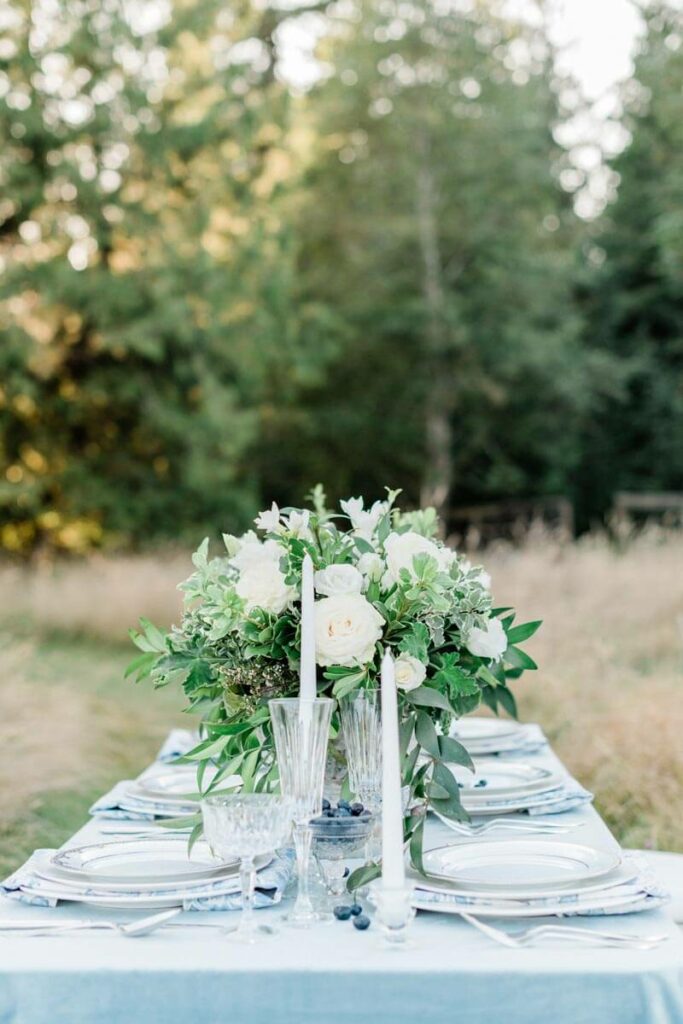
[1,532,682,874]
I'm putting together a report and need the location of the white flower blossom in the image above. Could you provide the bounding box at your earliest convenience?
[382,531,454,586]
[340,496,388,540]
[357,552,385,585]
[235,561,296,615]
[254,502,281,533]
[315,593,384,667]
[394,653,426,691]
[231,536,282,572]
[466,617,507,661]
[315,563,364,597]
[286,509,312,539]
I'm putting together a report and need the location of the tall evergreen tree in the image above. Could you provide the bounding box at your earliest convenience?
[276,0,587,517]
[578,3,683,525]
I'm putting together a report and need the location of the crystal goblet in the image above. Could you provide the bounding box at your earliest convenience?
[340,689,382,857]
[310,812,373,915]
[201,793,293,943]
[269,697,334,927]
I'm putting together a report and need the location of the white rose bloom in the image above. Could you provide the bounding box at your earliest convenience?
[254,502,281,533]
[340,497,388,539]
[383,531,454,585]
[357,552,385,584]
[315,563,364,597]
[235,561,296,615]
[466,617,508,661]
[394,653,427,692]
[231,537,282,572]
[286,509,312,540]
[315,593,384,667]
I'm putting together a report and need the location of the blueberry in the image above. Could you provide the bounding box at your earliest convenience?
[322,798,331,811]
[350,802,364,816]
[475,779,488,788]
[334,905,352,921]
[343,867,350,878]
[337,806,351,817]
[324,809,335,817]
[338,799,351,811]
[353,914,370,931]
[349,903,363,917]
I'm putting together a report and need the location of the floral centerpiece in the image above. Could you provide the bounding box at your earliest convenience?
[128,486,540,878]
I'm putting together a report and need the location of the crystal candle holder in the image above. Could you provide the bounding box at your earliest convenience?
[371,885,416,947]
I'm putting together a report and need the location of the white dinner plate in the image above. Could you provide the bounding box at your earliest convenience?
[422,841,620,892]
[135,767,242,802]
[447,762,563,803]
[409,861,635,902]
[34,852,271,895]
[52,838,236,885]
[451,718,522,743]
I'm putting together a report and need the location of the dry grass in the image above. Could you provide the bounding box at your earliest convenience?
[486,530,683,851]
[1,530,682,872]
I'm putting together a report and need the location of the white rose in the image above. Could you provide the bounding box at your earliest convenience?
[466,617,508,661]
[254,502,281,533]
[235,561,296,615]
[357,552,384,585]
[315,593,384,667]
[383,531,454,585]
[231,537,283,572]
[340,496,388,540]
[315,563,364,597]
[394,653,426,692]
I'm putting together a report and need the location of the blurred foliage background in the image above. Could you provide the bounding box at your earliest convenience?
[2,0,682,555]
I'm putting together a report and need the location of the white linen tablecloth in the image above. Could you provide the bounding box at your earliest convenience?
[1,735,682,1024]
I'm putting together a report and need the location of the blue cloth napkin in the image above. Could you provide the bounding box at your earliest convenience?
[155,729,200,763]
[485,724,548,759]
[88,781,189,821]
[412,856,669,917]
[1,849,295,912]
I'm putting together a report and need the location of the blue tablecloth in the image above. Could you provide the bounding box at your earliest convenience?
[1,737,682,1024]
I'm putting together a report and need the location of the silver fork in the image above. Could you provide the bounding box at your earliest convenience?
[460,912,668,950]
[0,909,234,938]
[443,818,579,837]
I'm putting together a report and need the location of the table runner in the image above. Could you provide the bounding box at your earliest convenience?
[1,731,682,1024]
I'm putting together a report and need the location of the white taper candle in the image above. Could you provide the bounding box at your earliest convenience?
[299,553,317,701]
[381,649,405,889]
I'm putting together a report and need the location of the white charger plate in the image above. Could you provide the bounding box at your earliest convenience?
[52,838,235,885]
[422,841,620,892]
[412,887,648,919]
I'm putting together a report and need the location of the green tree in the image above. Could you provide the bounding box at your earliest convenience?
[0,0,314,552]
[270,0,587,517]
[577,3,683,526]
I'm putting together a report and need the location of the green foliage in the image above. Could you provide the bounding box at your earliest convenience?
[127,489,541,866]
[576,4,683,527]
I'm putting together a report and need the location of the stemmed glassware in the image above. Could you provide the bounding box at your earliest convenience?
[201,793,294,944]
[269,697,334,927]
[340,689,382,856]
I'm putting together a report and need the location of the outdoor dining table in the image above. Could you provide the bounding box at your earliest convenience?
[1,740,682,1024]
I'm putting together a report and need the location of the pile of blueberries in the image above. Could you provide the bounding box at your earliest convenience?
[319,798,371,818]
[334,903,370,930]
